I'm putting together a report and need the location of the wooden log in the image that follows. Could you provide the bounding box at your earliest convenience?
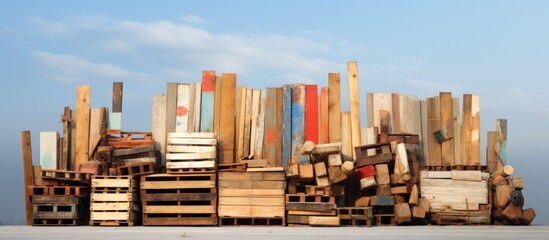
[21,131,34,225]
[75,85,90,169]
[375,164,390,185]
[328,166,347,184]
[328,73,341,143]
[219,73,237,164]
[427,97,441,166]
[264,88,277,165]
[40,132,58,170]
[305,84,319,144]
[502,204,522,223]
[291,84,306,164]
[152,94,167,167]
[249,89,261,158]
[495,185,512,209]
[320,87,329,144]
[328,154,342,167]
[439,92,454,166]
[341,161,354,176]
[286,163,299,179]
[289,141,315,165]
[355,196,371,207]
[341,112,352,162]
[495,119,508,165]
[165,82,178,134]
[347,61,361,161]
[213,76,222,139]
[175,84,189,133]
[200,70,216,132]
[309,216,340,226]
[452,98,462,165]
[394,203,412,224]
[519,208,536,225]
[282,85,292,167]
[314,162,327,177]
[409,184,419,206]
[511,176,524,190]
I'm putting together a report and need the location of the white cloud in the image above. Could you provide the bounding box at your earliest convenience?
[32,51,150,82]
[27,17,68,35]
[180,15,205,24]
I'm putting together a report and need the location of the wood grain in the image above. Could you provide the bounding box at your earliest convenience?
[341,112,352,162]
[264,88,278,166]
[347,61,361,161]
[282,85,292,167]
[165,82,178,134]
[305,85,319,144]
[320,87,329,144]
[290,84,306,164]
[21,131,34,225]
[213,76,222,137]
[328,73,341,143]
[219,73,237,164]
[427,97,441,166]
[152,94,167,167]
[439,92,454,166]
[112,82,123,113]
[200,71,216,132]
[75,85,90,170]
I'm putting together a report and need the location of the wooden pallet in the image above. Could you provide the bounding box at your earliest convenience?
[90,175,141,226]
[286,194,335,203]
[304,185,345,196]
[421,165,487,171]
[41,170,92,183]
[30,185,88,197]
[219,217,285,226]
[166,132,218,174]
[338,207,373,227]
[355,142,394,167]
[376,134,420,144]
[116,162,155,176]
[112,145,155,161]
[373,205,396,226]
[32,195,86,226]
[141,173,217,226]
[107,129,154,149]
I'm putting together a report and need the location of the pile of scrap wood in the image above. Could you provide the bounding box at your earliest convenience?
[491,165,535,225]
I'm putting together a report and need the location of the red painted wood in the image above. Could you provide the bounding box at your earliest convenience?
[320,87,329,144]
[305,85,319,144]
[354,165,376,179]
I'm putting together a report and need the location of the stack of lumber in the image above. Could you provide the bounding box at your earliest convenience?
[166,132,217,174]
[140,174,217,226]
[420,170,491,225]
[286,194,338,226]
[218,171,286,226]
[491,165,535,225]
[90,176,140,226]
[29,169,91,225]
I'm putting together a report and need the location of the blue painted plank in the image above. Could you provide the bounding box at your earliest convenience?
[282,85,292,168]
[200,71,216,133]
[291,84,306,165]
[263,88,278,166]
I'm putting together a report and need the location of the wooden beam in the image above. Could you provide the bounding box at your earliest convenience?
[328,73,341,143]
[341,112,352,162]
[219,73,237,164]
[213,76,222,137]
[254,96,266,159]
[235,86,246,160]
[187,83,196,132]
[305,85,319,144]
[496,119,507,166]
[21,131,33,225]
[440,92,454,166]
[88,108,102,157]
[60,106,71,170]
[291,84,306,164]
[175,84,189,133]
[75,85,90,170]
[320,87,329,144]
[427,97,441,166]
[282,85,292,167]
[347,61,361,161]
[112,82,123,113]
[165,82,178,134]
[264,88,278,166]
[452,98,462,165]
[486,131,501,174]
[249,89,261,158]
[392,93,401,134]
[193,82,202,132]
[243,88,253,157]
[420,100,429,165]
[200,70,216,132]
[462,94,481,166]
[152,94,167,167]
[275,88,283,166]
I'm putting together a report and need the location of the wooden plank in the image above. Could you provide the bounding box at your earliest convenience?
[112,82,123,113]
[219,197,284,206]
[166,152,216,160]
[243,88,253,158]
[168,138,216,145]
[166,161,216,169]
[372,93,393,133]
[341,112,352,162]
[470,95,481,166]
[219,73,237,164]
[309,216,340,226]
[152,94,167,167]
[60,107,71,170]
[165,82,178,134]
[347,61,361,161]
[175,84,189,133]
[275,88,283,167]
[420,100,429,165]
[496,119,507,166]
[305,84,319,144]
[141,180,215,190]
[254,96,266,159]
[249,89,261,158]
[427,97,441,166]
[462,94,481,166]
[187,83,196,132]
[399,95,421,135]
[291,84,306,164]
[218,206,285,218]
[218,180,286,189]
[282,85,292,167]
[451,170,482,181]
[379,110,390,143]
[168,132,216,139]
[320,87,329,144]
[367,93,374,128]
[21,131,33,225]
[75,85,90,170]
[91,192,133,202]
[213,76,222,137]
[218,188,285,197]
[194,82,202,132]
[486,131,500,174]
[286,202,335,212]
[144,205,216,214]
[167,145,215,153]
[328,73,341,143]
[218,171,285,181]
[392,93,401,134]
[200,70,216,132]
[235,86,246,160]
[88,109,102,156]
[287,210,337,216]
[247,167,284,172]
[439,92,454,166]
[452,98,462,165]
[40,132,58,170]
[264,88,278,166]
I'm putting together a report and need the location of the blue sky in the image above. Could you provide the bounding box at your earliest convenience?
[1,1,548,224]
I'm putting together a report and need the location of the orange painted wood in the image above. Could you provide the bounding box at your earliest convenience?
[320,87,329,144]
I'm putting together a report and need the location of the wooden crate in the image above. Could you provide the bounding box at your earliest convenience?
[355,143,393,167]
[32,195,86,226]
[90,176,140,226]
[141,173,217,226]
[116,162,155,176]
[218,171,285,225]
[166,132,217,174]
[41,170,92,184]
[107,130,154,149]
[338,207,373,227]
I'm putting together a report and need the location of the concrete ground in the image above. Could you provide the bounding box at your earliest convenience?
[0,225,547,240]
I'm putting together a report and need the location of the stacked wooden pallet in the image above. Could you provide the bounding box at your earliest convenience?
[166,132,217,174]
[90,176,140,226]
[218,171,286,226]
[140,174,217,226]
[286,194,338,226]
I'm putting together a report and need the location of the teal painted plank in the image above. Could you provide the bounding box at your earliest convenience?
[282,85,292,168]
[291,84,306,165]
[200,71,216,132]
[496,119,507,165]
[109,112,122,131]
[263,88,278,166]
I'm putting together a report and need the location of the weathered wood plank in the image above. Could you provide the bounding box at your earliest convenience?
[427,97,441,166]
[243,88,253,158]
[452,98,462,165]
[22,131,34,225]
[486,131,501,174]
[392,93,401,134]
[282,85,292,167]
[371,93,393,133]
[169,132,216,139]
[75,85,90,169]
[194,82,202,132]
[88,108,103,156]
[235,86,246,160]
[249,89,261,158]
[200,70,216,132]
[254,96,266,159]
[495,119,507,166]
[328,73,341,143]
[187,83,196,132]
[40,132,58,170]
[165,82,178,134]
[213,76,222,138]
[219,73,237,164]
[275,88,283,167]
[305,84,319,144]
[60,107,71,170]
[320,87,329,144]
[264,88,278,166]
[112,82,123,113]
[348,61,361,161]
[175,84,190,133]
[166,161,216,169]
[341,112,352,162]
[462,94,481,166]
[440,92,454,166]
[420,100,429,165]
[291,84,306,164]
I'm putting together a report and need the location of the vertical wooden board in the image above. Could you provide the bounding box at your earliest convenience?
[219,73,237,164]
[439,92,454,166]
[200,71,216,132]
[452,98,462,165]
[213,76,222,137]
[40,132,58,170]
[367,93,374,128]
[108,112,121,133]
[318,94,323,144]
[60,106,71,171]
[341,112,352,162]
[320,87,329,144]
[305,84,319,144]
[360,128,367,145]
[372,93,393,133]
[88,109,102,156]
[69,110,76,170]
[254,96,266,159]
[400,95,421,135]
[420,100,429,165]
[328,73,341,143]
[496,119,507,166]
[112,82,123,113]
[427,97,441,166]
[470,95,481,166]
[166,82,178,134]
[249,89,261,158]
[264,88,278,166]
[291,84,306,164]
[242,89,253,158]
[365,127,376,156]
[21,131,33,225]
[152,94,167,167]
[486,131,501,174]
[391,93,401,134]
[379,110,390,143]
[347,61,361,161]
[282,85,292,167]
[187,83,196,132]
[194,82,202,132]
[275,88,283,166]
[175,84,189,133]
[75,85,90,170]
[235,86,247,160]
